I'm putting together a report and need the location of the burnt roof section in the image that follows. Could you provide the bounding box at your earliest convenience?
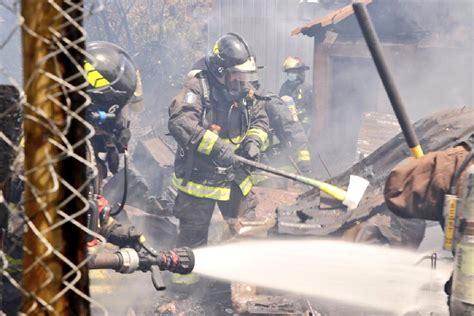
[292,0,372,37]
[291,0,465,44]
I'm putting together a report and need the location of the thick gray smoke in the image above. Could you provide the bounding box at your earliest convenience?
[207,0,323,93]
[311,0,473,174]
[0,2,22,85]
[207,0,473,174]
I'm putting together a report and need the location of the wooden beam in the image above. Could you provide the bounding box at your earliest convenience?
[21,0,90,314]
[312,39,331,139]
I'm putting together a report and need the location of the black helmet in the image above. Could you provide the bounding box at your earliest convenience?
[207,33,259,100]
[85,41,140,112]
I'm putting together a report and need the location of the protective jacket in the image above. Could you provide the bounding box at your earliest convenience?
[279,80,313,130]
[168,58,269,201]
[263,95,311,171]
[385,140,473,222]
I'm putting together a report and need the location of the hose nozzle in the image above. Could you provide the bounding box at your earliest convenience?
[158,247,194,274]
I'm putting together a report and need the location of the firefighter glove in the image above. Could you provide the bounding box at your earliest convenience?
[116,127,131,151]
[213,140,238,167]
[106,145,120,174]
[242,140,260,161]
[102,222,144,250]
[122,228,144,251]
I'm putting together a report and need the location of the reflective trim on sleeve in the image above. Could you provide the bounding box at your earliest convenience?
[238,175,254,196]
[260,137,269,152]
[272,135,281,146]
[223,135,243,150]
[197,130,219,156]
[172,173,230,201]
[247,128,268,145]
[297,149,311,162]
[261,135,279,153]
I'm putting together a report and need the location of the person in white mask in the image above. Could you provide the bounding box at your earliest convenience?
[278,56,313,133]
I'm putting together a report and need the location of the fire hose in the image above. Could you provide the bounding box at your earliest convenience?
[88,246,194,291]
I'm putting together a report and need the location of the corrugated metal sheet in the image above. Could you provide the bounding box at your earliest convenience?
[208,0,315,93]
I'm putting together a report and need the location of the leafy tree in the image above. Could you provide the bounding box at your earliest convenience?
[86,0,214,127]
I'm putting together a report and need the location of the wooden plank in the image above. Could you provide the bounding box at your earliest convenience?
[21,0,90,314]
[312,40,331,138]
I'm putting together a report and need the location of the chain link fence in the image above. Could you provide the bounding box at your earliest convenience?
[0,0,111,314]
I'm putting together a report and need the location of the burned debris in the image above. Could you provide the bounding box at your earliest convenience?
[0,0,473,315]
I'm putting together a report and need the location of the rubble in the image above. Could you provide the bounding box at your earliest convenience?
[277,106,474,246]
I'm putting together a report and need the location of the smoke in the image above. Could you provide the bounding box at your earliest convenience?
[206,0,327,94]
[313,0,473,174]
[0,2,22,85]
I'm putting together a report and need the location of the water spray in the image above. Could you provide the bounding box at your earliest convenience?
[193,239,452,313]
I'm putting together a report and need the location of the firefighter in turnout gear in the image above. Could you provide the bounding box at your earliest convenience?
[168,33,269,250]
[85,41,143,179]
[84,41,147,249]
[279,56,313,133]
[255,95,312,187]
[384,134,474,314]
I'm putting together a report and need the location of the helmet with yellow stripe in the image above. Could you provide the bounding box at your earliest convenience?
[206,33,260,100]
[85,41,143,112]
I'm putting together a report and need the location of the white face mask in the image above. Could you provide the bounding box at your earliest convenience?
[287,73,298,82]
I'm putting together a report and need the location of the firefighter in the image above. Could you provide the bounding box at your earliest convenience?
[84,40,151,246]
[384,134,474,314]
[168,33,269,250]
[84,41,154,301]
[255,95,312,188]
[0,85,22,315]
[85,40,143,180]
[279,56,313,133]
[384,136,473,224]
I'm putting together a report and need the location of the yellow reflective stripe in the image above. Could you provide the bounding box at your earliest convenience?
[297,89,303,100]
[197,130,219,155]
[297,149,311,161]
[272,135,281,146]
[223,136,243,150]
[251,173,269,185]
[19,136,25,148]
[172,174,230,201]
[261,137,269,152]
[84,62,110,88]
[247,128,268,145]
[239,175,253,196]
[288,105,299,121]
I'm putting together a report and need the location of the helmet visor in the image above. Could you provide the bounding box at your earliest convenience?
[224,70,259,100]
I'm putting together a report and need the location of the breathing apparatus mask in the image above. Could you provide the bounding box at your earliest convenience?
[223,56,259,102]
